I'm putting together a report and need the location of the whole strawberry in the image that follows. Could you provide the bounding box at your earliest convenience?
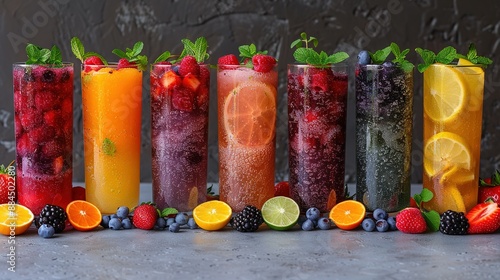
[396,207,427,234]
[132,203,159,230]
[478,170,500,204]
[0,161,16,204]
[466,202,500,234]
[274,181,290,197]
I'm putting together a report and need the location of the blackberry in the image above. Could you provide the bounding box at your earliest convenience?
[36,204,67,233]
[231,205,263,232]
[440,210,469,235]
[41,70,55,83]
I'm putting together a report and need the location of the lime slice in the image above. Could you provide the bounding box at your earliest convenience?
[261,196,300,231]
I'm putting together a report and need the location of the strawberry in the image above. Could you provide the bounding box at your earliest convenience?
[252,54,276,73]
[171,87,195,112]
[409,197,418,208]
[478,170,500,204]
[117,58,136,69]
[83,56,104,72]
[132,203,159,230]
[466,202,500,234]
[178,55,200,77]
[311,70,330,92]
[0,162,16,204]
[218,54,239,65]
[182,73,201,92]
[72,186,86,201]
[161,71,182,90]
[396,207,427,234]
[274,181,290,197]
[44,110,61,127]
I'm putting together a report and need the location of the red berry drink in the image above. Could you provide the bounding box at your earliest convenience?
[287,64,348,213]
[150,57,209,211]
[13,63,73,215]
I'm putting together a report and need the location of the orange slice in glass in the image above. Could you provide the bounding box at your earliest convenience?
[329,200,366,230]
[66,200,102,231]
[223,81,277,146]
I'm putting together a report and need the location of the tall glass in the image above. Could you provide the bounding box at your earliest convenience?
[13,63,74,215]
[81,64,142,214]
[287,64,348,213]
[355,63,413,212]
[150,63,209,211]
[423,63,484,214]
[217,64,278,212]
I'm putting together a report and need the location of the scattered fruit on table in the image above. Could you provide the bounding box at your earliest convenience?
[362,218,375,232]
[36,204,67,233]
[301,219,314,231]
[466,201,500,234]
[300,207,333,231]
[66,200,102,231]
[169,222,180,232]
[261,196,300,230]
[439,210,469,235]
[122,218,132,229]
[193,200,232,231]
[71,186,86,201]
[362,209,397,233]
[116,206,130,219]
[187,217,198,229]
[329,200,366,230]
[396,208,427,234]
[132,203,159,230]
[0,161,16,204]
[155,217,166,229]
[175,212,189,225]
[274,181,290,198]
[231,205,264,232]
[0,204,34,236]
[317,218,332,230]
[373,208,389,220]
[109,217,122,230]
[387,216,397,230]
[478,170,500,204]
[38,224,55,238]
[306,207,321,221]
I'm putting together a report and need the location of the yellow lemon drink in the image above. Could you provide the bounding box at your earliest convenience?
[82,64,142,214]
[423,60,484,214]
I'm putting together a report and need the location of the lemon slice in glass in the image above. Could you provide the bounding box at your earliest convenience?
[423,131,471,178]
[456,58,484,112]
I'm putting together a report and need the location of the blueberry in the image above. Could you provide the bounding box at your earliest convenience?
[362,218,376,232]
[357,50,371,65]
[172,65,180,75]
[121,218,132,229]
[297,215,308,226]
[41,70,55,83]
[155,217,166,229]
[376,219,389,232]
[382,61,395,68]
[305,207,321,221]
[166,217,175,226]
[373,209,388,220]
[187,218,198,229]
[38,224,55,238]
[169,222,180,232]
[317,218,331,230]
[116,206,130,219]
[110,214,119,220]
[387,216,397,231]
[109,218,122,230]
[301,219,314,231]
[101,215,110,228]
[175,213,188,225]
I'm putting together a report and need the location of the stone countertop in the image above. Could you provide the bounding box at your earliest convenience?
[1,184,498,280]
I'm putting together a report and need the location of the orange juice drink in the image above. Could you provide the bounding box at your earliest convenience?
[81,64,143,214]
[422,59,484,214]
[217,64,278,212]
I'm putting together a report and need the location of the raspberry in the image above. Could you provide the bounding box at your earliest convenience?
[311,70,331,92]
[252,54,276,73]
[83,56,104,72]
[117,58,136,69]
[395,208,427,234]
[199,66,210,84]
[171,87,195,112]
[218,54,239,65]
[178,56,200,77]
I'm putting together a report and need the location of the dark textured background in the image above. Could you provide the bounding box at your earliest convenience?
[1,0,499,184]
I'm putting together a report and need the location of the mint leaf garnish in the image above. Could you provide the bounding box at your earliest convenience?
[176,37,209,64]
[112,41,148,71]
[390,42,414,72]
[154,50,172,64]
[415,48,436,73]
[161,207,178,218]
[370,46,391,64]
[25,43,63,66]
[70,37,108,64]
[435,46,457,64]
[102,138,116,156]
[291,32,348,67]
[465,43,493,66]
[412,188,439,232]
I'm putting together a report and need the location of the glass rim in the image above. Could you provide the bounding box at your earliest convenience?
[287,62,348,68]
[151,63,210,67]
[13,62,73,67]
[428,63,485,69]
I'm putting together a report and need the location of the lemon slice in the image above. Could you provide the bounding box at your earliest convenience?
[423,132,471,177]
[424,64,467,123]
[223,81,277,146]
[456,58,484,112]
[443,185,467,213]
[438,165,475,185]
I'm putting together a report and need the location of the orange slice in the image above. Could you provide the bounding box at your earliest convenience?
[0,204,34,236]
[223,81,277,146]
[193,200,232,231]
[66,200,102,231]
[329,200,366,230]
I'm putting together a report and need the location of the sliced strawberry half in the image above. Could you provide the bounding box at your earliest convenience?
[466,202,500,234]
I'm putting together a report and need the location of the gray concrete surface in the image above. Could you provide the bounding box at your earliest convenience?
[1,185,499,279]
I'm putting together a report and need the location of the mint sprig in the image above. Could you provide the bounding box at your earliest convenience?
[70,37,108,65]
[25,43,63,66]
[390,43,414,72]
[176,37,209,64]
[154,50,172,64]
[112,41,148,71]
[369,46,391,64]
[464,43,493,66]
[413,188,440,232]
[291,32,348,67]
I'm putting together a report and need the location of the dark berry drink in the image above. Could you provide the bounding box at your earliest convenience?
[287,64,348,213]
[150,60,209,211]
[355,63,413,212]
[13,63,73,215]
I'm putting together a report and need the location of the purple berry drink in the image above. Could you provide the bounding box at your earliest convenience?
[150,58,209,211]
[287,64,348,213]
[13,63,74,215]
